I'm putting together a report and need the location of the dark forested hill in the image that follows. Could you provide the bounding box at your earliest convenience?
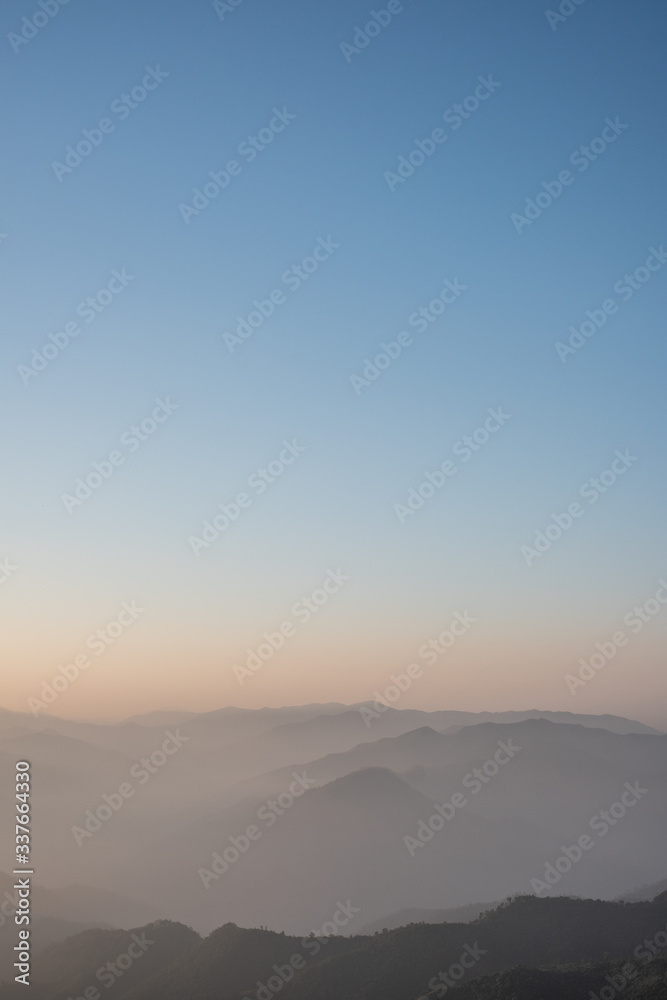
[2,894,666,1000]
[0,920,199,1000]
[420,959,667,1000]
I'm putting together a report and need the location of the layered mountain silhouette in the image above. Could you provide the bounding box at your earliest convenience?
[0,705,664,935]
[2,895,667,1000]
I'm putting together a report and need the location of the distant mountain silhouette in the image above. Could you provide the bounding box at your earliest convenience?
[619,877,667,902]
[1,707,664,933]
[358,900,499,933]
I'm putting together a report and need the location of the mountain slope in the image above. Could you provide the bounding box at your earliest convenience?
[8,896,667,1000]
[0,920,199,999]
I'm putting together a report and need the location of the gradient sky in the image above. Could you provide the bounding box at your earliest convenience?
[1,0,666,726]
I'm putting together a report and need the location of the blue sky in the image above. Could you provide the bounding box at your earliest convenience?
[1,0,666,724]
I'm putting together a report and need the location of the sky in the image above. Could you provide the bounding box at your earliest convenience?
[1,0,666,727]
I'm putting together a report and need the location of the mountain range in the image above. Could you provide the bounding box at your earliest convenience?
[2,894,667,1000]
[0,704,664,936]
